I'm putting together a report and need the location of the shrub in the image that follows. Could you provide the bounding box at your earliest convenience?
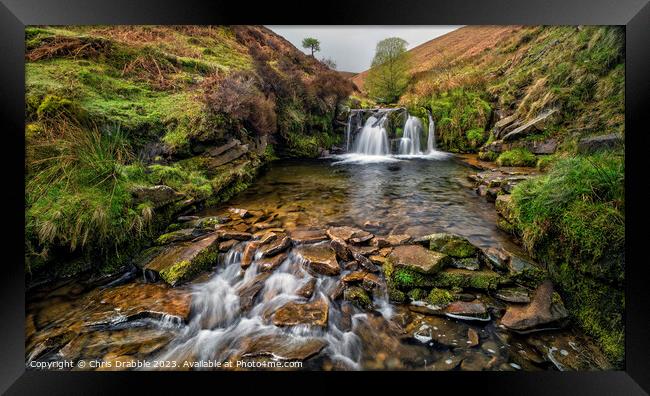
[496,148,537,167]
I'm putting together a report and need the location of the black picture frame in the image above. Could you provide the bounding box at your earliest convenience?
[1,0,648,394]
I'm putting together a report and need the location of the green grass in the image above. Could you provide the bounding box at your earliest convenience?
[496,148,537,167]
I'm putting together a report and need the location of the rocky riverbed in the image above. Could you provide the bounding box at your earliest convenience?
[26,157,611,371]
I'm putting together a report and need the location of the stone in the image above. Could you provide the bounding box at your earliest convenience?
[451,257,480,271]
[218,239,238,252]
[296,278,317,299]
[256,231,278,245]
[501,281,569,332]
[330,238,352,261]
[344,286,373,311]
[444,301,490,321]
[349,233,374,244]
[289,229,328,244]
[502,108,560,142]
[238,272,272,311]
[369,255,387,266]
[495,287,531,304]
[468,328,480,347]
[241,241,260,269]
[495,194,515,220]
[423,233,478,258]
[131,185,182,208]
[252,221,282,232]
[206,139,240,157]
[460,353,493,371]
[228,207,252,219]
[258,252,288,272]
[241,334,327,361]
[155,228,209,245]
[216,229,253,241]
[577,133,623,154]
[296,244,340,276]
[139,233,220,286]
[326,226,368,243]
[493,113,518,137]
[480,247,510,272]
[352,252,379,273]
[389,245,452,274]
[273,299,329,327]
[258,236,291,257]
[208,143,248,167]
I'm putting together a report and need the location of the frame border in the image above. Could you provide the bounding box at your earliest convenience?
[1,0,648,393]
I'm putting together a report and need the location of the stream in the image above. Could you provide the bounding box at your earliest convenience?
[26,155,609,371]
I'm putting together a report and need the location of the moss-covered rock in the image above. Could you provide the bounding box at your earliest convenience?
[426,288,454,307]
[421,233,478,258]
[344,286,374,311]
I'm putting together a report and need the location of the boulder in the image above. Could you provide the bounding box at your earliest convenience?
[139,233,220,286]
[296,244,340,276]
[344,286,373,310]
[501,281,569,332]
[421,233,478,258]
[389,245,452,274]
[577,133,623,154]
[502,108,560,142]
[296,278,317,299]
[273,299,329,327]
[241,241,260,269]
[444,301,490,321]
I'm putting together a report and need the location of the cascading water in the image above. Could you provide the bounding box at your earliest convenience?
[352,115,390,156]
[427,111,436,153]
[399,115,423,155]
[149,241,365,369]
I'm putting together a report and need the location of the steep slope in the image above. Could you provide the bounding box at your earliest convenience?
[25,25,352,279]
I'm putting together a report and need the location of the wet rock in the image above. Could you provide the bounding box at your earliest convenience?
[495,287,531,304]
[404,314,470,348]
[330,238,352,261]
[139,233,220,286]
[459,352,493,371]
[421,233,478,258]
[59,328,172,362]
[241,334,327,361]
[379,247,393,257]
[352,252,380,273]
[444,301,490,321]
[501,281,569,333]
[341,271,382,290]
[237,272,272,311]
[258,252,288,272]
[156,228,209,245]
[241,241,260,269]
[369,255,387,266]
[231,223,250,233]
[349,233,374,244]
[218,239,238,252]
[252,220,282,232]
[468,328,480,347]
[258,235,291,257]
[273,299,329,327]
[296,244,340,276]
[502,108,560,142]
[480,247,510,272]
[177,215,200,222]
[344,286,373,310]
[451,257,480,271]
[389,245,452,274]
[131,185,182,208]
[577,133,623,154]
[326,226,370,243]
[289,229,328,244]
[296,278,317,299]
[256,231,279,245]
[524,332,613,370]
[216,229,253,241]
[228,207,252,219]
[350,245,380,256]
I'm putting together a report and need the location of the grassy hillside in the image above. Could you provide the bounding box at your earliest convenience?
[25,25,352,278]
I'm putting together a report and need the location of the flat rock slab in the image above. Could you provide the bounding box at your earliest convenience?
[141,233,220,286]
[273,299,329,327]
[326,226,371,243]
[241,334,327,361]
[289,229,328,244]
[258,235,292,257]
[296,244,340,276]
[258,252,288,272]
[495,287,531,304]
[444,301,490,321]
[501,281,568,332]
[389,245,451,274]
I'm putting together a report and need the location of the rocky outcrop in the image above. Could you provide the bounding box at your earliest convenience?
[502,109,560,142]
[131,185,183,208]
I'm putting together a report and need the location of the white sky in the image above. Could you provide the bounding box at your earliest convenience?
[267,26,462,73]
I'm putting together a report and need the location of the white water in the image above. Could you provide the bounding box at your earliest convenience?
[427,111,436,153]
[399,115,423,155]
[148,241,380,369]
[353,115,390,156]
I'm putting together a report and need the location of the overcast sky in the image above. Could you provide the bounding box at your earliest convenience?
[267,26,461,73]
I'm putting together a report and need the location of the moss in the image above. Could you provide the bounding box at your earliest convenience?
[496,148,537,167]
[430,269,506,291]
[393,268,434,289]
[158,245,218,286]
[36,94,76,120]
[426,233,478,258]
[426,288,454,306]
[407,288,429,301]
[478,150,499,162]
[344,286,373,310]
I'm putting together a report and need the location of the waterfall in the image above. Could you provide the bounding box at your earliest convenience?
[353,115,390,156]
[399,115,423,155]
[427,111,436,153]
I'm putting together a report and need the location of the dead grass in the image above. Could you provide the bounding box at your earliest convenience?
[26,35,111,62]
